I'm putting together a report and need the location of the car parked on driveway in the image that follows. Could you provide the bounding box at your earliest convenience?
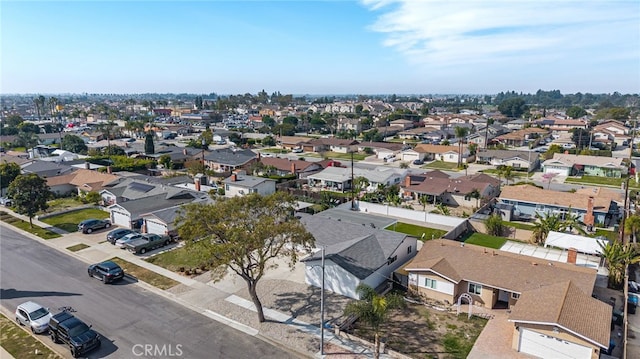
[78,219,111,234]
[15,301,52,334]
[412,159,424,165]
[115,232,143,248]
[88,260,125,284]
[0,197,12,206]
[49,310,101,358]
[106,228,134,244]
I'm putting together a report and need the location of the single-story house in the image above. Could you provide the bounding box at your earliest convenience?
[494,128,549,147]
[405,239,610,359]
[141,205,183,237]
[302,138,359,154]
[46,168,120,196]
[204,148,257,173]
[21,160,75,178]
[408,144,472,164]
[498,185,622,226]
[257,157,323,179]
[400,172,500,207]
[476,149,540,171]
[306,166,407,193]
[300,210,416,299]
[542,153,627,178]
[222,173,276,198]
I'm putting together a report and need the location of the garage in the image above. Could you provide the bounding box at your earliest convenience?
[518,328,592,359]
[110,209,131,228]
[145,219,167,235]
[401,152,420,163]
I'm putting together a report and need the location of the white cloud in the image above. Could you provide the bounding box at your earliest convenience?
[361,0,640,91]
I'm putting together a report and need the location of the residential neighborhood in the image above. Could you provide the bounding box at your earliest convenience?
[1,92,639,359]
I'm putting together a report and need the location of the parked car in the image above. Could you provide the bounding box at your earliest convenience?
[115,232,143,248]
[78,219,111,234]
[562,143,576,149]
[412,159,424,165]
[0,197,13,206]
[49,310,101,358]
[125,233,174,254]
[15,301,52,334]
[88,260,125,284]
[292,147,303,153]
[106,228,134,245]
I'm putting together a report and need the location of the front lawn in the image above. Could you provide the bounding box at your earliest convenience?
[463,232,507,249]
[424,161,459,170]
[0,313,61,359]
[110,257,179,290]
[565,175,640,189]
[385,222,447,240]
[592,228,618,241]
[41,197,85,214]
[0,212,61,239]
[41,208,109,232]
[146,241,212,273]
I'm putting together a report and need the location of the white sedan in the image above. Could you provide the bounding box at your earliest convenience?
[15,301,52,334]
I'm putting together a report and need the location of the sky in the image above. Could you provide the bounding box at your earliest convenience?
[1,0,639,95]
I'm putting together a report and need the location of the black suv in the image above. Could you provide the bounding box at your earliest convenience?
[88,260,125,284]
[49,311,101,358]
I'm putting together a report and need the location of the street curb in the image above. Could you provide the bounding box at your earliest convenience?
[0,306,68,359]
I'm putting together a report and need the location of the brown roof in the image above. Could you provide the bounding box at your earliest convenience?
[405,239,597,295]
[259,157,317,172]
[496,127,549,140]
[46,169,120,192]
[279,136,311,145]
[509,280,611,348]
[413,144,464,154]
[0,153,32,166]
[404,172,496,196]
[499,184,621,212]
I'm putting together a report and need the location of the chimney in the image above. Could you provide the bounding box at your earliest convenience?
[85,162,90,170]
[257,152,261,161]
[291,162,296,174]
[405,175,411,187]
[107,166,112,174]
[583,196,595,230]
[183,148,187,156]
[194,178,201,192]
[231,174,237,182]
[564,150,569,154]
[567,248,577,264]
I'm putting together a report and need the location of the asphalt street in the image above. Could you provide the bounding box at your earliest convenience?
[0,226,298,359]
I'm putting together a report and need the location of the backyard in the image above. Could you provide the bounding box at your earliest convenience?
[350,302,487,359]
[40,208,110,232]
[385,222,447,240]
[461,232,507,249]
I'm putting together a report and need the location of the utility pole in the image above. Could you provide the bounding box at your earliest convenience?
[320,247,325,355]
[351,149,355,210]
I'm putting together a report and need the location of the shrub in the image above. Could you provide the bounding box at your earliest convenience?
[484,214,506,236]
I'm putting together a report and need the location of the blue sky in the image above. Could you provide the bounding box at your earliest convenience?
[2,0,639,95]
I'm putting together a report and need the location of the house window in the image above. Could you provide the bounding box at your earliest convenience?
[225,184,230,191]
[449,155,454,159]
[468,282,482,295]
[512,293,520,299]
[425,278,436,289]
[407,246,412,254]
[387,255,398,265]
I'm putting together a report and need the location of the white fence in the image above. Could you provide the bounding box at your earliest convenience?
[356,202,466,229]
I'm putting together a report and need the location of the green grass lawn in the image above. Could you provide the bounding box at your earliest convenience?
[41,208,109,232]
[592,228,618,241]
[462,232,507,249]
[506,221,535,230]
[565,175,640,189]
[0,212,61,239]
[480,169,528,177]
[66,243,90,252]
[40,197,85,214]
[0,313,61,359]
[385,222,447,240]
[146,242,211,272]
[424,161,459,171]
[110,257,179,290]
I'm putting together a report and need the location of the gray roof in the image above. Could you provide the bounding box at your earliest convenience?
[22,160,75,177]
[300,213,407,280]
[315,207,397,229]
[141,205,183,230]
[104,178,194,201]
[477,149,535,161]
[111,191,205,218]
[223,174,274,188]
[204,148,256,166]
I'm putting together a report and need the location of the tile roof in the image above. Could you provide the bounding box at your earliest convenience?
[544,153,624,169]
[508,280,611,348]
[413,144,465,154]
[405,239,597,296]
[403,172,497,196]
[499,184,621,212]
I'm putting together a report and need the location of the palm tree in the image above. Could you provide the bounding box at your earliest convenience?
[343,284,406,359]
[599,240,640,288]
[531,212,563,244]
[483,118,494,150]
[625,215,640,244]
[419,194,430,212]
[435,203,450,216]
[33,97,42,119]
[454,126,469,167]
[502,166,514,186]
[97,121,117,157]
[469,188,481,208]
[48,97,58,118]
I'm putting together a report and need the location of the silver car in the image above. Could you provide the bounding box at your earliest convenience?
[115,232,143,248]
[15,301,53,333]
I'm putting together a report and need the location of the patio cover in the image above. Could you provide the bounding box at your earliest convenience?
[544,231,608,255]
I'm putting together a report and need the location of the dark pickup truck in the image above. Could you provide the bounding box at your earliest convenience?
[125,233,173,254]
[49,310,101,358]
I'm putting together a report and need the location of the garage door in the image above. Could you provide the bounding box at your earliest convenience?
[544,166,569,176]
[145,219,167,235]
[402,153,419,162]
[111,211,131,228]
[519,328,592,359]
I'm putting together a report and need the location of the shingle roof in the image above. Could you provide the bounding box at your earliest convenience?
[204,148,256,166]
[405,239,597,295]
[544,153,624,169]
[413,144,464,154]
[222,174,275,188]
[308,166,407,184]
[499,184,621,212]
[110,191,204,218]
[403,172,497,196]
[476,149,534,161]
[259,157,318,172]
[300,214,407,280]
[508,280,611,348]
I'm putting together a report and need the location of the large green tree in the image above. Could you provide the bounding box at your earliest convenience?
[176,192,315,322]
[566,106,587,119]
[343,284,406,359]
[61,134,88,154]
[7,174,52,227]
[599,240,639,288]
[497,98,528,118]
[0,162,21,190]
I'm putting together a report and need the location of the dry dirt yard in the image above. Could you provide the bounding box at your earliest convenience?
[350,302,488,359]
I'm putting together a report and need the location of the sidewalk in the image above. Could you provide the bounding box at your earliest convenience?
[0,209,384,358]
[0,347,15,359]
